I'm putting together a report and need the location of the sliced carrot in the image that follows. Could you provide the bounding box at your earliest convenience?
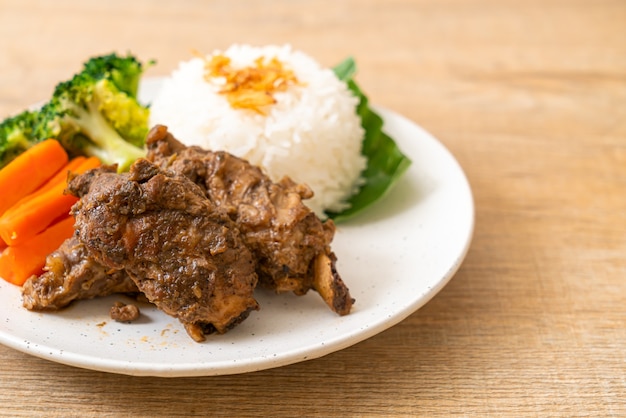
[0,139,68,216]
[9,156,86,211]
[0,216,75,286]
[24,156,85,197]
[0,156,100,246]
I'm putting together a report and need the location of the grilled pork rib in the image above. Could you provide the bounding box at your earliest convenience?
[22,126,353,342]
[67,160,259,341]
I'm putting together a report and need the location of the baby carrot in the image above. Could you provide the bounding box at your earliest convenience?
[9,156,86,210]
[0,156,100,246]
[0,139,68,215]
[0,216,75,286]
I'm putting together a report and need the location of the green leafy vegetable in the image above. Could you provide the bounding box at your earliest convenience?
[332,56,357,81]
[327,57,412,222]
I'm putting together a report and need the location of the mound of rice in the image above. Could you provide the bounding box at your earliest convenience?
[149,44,366,216]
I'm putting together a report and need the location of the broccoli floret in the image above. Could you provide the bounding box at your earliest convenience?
[36,71,148,171]
[81,52,147,98]
[0,109,41,169]
[0,53,150,171]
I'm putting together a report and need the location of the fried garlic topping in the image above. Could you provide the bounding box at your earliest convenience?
[203,54,300,115]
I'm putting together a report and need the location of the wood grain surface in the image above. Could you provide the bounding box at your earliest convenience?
[0,0,624,416]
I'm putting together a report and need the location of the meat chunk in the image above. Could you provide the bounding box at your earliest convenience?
[146,125,354,315]
[22,236,138,311]
[68,159,259,341]
[110,301,141,322]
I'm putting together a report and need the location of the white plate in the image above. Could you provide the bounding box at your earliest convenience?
[0,78,474,377]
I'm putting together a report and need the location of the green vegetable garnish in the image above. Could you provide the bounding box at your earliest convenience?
[327,57,412,222]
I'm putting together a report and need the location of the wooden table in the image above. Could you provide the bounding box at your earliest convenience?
[0,0,624,416]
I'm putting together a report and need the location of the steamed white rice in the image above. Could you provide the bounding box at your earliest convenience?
[148,44,366,216]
